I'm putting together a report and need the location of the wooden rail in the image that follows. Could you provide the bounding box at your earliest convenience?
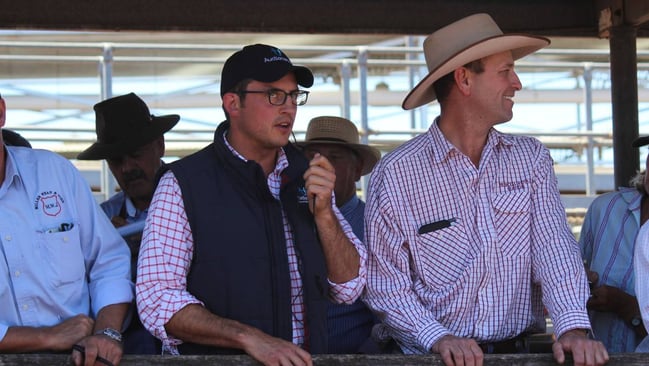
[1,353,647,365]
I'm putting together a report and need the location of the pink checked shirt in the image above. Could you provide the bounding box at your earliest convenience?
[136,137,366,353]
[363,120,591,354]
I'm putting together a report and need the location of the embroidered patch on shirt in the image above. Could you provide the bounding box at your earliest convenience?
[34,191,65,216]
[499,180,529,191]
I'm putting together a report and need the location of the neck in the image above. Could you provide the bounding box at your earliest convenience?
[131,197,152,212]
[0,144,6,185]
[225,130,280,177]
[437,114,489,168]
[642,195,649,225]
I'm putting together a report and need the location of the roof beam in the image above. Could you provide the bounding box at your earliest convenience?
[2,0,640,38]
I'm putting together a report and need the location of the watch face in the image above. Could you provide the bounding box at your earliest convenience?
[632,316,642,327]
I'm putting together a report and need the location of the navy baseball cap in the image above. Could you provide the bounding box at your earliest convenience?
[220,44,314,97]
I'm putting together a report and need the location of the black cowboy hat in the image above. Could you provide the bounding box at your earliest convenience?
[77,93,179,160]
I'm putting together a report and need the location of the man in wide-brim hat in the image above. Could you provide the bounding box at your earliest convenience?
[78,92,179,354]
[300,116,381,353]
[301,116,380,205]
[363,13,608,366]
[78,92,178,229]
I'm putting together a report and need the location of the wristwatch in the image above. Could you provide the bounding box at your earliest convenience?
[96,328,123,343]
[631,315,643,328]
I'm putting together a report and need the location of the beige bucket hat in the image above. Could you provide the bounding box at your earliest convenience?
[300,116,381,176]
[402,13,550,110]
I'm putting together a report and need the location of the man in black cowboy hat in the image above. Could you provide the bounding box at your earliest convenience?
[78,92,179,231]
[363,13,608,366]
[301,116,380,354]
[78,92,178,354]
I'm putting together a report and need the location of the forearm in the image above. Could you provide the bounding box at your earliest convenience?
[617,295,647,338]
[315,208,360,283]
[165,304,264,351]
[0,326,54,353]
[94,303,130,333]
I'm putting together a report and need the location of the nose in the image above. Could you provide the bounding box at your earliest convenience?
[120,155,139,172]
[511,71,522,91]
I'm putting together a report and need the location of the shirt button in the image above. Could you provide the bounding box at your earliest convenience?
[22,304,28,310]
[14,270,20,277]
[4,235,11,241]
[63,236,69,242]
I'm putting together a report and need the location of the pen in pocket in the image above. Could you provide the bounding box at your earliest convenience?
[418,218,456,235]
[44,222,74,233]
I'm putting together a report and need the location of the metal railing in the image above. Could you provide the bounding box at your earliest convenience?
[0,38,642,202]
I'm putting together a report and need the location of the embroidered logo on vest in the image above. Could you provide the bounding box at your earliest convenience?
[297,186,309,204]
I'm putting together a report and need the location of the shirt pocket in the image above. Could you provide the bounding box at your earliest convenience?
[36,224,85,288]
[414,222,471,289]
[492,190,531,257]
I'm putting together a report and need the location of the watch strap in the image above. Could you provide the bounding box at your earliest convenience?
[96,328,123,343]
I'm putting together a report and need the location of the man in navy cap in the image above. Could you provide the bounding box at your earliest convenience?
[136,44,366,364]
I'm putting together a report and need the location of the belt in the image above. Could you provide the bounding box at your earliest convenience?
[479,336,526,354]
[479,333,554,354]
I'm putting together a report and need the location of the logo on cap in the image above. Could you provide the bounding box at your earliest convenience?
[264,47,289,63]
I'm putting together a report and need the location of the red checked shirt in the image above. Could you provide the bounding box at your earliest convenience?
[136,136,366,353]
[363,120,591,354]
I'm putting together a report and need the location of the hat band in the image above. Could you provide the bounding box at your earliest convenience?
[308,137,351,144]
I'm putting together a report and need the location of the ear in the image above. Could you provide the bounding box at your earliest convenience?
[353,158,364,182]
[0,98,6,128]
[222,92,241,116]
[155,135,166,157]
[454,67,472,96]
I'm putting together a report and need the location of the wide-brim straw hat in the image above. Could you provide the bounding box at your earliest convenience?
[300,116,381,176]
[402,13,550,110]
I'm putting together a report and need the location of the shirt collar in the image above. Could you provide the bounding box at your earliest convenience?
[0,147,22,194]
[123,194,146,220]
[428,117,514,164]
[221,129,289,173]
[339,194,360,218]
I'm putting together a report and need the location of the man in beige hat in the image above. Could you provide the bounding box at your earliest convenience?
[301,116,380,353]
[363,13,608,366]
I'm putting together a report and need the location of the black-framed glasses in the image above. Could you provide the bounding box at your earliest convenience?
[238,88,309,106]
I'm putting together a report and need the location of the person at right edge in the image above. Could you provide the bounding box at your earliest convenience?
[362,13,608,366]
[579,135,649,353]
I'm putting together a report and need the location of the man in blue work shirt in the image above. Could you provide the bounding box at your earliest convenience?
[0,94,132,365]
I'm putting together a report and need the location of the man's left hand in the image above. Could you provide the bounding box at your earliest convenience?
[552,329,608,366]
[72,333,123,366]
[304,153,336,215]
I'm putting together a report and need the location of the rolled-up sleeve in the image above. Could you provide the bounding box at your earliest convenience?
[136,171,202,350]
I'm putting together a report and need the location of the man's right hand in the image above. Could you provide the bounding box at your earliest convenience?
[45,314,94,351]
[431,335,484,366]
[242,330,312,366]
